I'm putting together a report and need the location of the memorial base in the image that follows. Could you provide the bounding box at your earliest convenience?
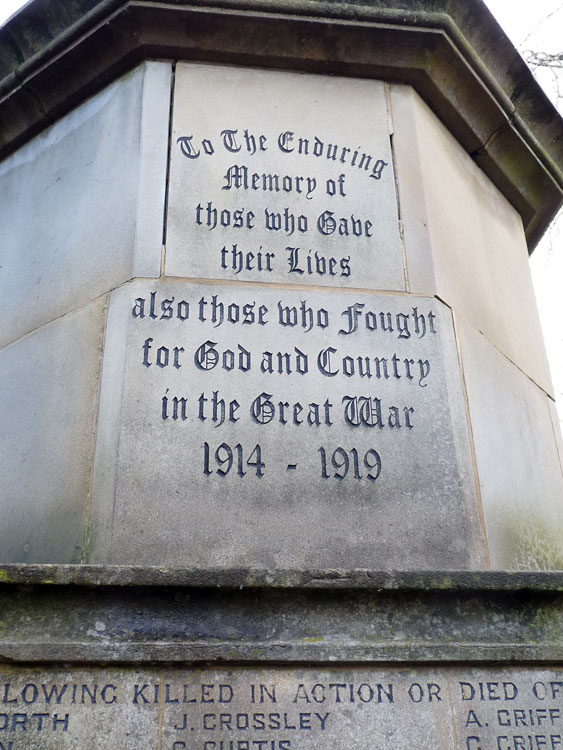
[1,567,563,749]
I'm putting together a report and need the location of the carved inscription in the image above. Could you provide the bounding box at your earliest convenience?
[96,66,482,567]
[130,287,437,483]
[176,127,385,281]
[2,668,563,748]
[166,65,403,289]
[94,280,479,567]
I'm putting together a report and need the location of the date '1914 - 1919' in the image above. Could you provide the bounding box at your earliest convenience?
[202,443,382,480]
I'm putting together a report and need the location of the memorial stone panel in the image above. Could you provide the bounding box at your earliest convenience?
[166,65,404,291]
[90,281,485,568]
[2,665,563,749]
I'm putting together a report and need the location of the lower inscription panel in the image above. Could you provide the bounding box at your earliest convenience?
[90,281,485,568]
[1,666,563,749]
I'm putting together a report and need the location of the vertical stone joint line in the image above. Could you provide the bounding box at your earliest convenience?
[157,669,165,750]
[445,671,460,749]
[451,310,491,567]
[81,294,110,563]
[546,396,563,482]
[161,61,177,276]
[385,83,410,293]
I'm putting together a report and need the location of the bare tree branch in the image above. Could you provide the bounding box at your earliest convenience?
[521,1,563,45]
[524,50,563,69]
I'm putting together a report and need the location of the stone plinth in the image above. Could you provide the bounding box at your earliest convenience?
[1,568,563,748]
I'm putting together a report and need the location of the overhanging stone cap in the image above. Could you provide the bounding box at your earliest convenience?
[1,0,562,249]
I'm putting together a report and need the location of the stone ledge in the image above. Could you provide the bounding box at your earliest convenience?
[2,565,563,590]
[0,0,562,248]
[1,571,563,663]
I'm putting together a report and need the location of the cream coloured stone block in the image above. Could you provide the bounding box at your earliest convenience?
[0,61,171,350]
[390,85,553,396]
[166,64,404,291]
[0,296,107,563]
[89,279,485,569]
[458,318,563,569]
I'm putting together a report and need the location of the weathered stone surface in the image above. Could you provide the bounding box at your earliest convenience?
[0,297,107,563]
[2,571,563,662]
[0,61,170,349]
[166,64,403,290]
[458,319,563,570]
[89,280,485,569]
[390,84,554,396]
[1,664,563,748]
[3,565,563,591]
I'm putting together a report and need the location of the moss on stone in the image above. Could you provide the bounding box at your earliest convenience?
[505,511,563,570]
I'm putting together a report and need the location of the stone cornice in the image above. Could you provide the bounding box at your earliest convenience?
[1,0,562,249]
[2,566,563,663]
[1,564,563,590]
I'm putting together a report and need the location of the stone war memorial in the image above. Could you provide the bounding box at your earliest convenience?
[3,0,563,747]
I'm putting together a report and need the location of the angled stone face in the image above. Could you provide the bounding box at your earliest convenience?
[89,280,485,569]
[0,296,107,563]
[457,319,563,570]
[166,64,404,291]
[390,85,554,396]
[0,61,170,349]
